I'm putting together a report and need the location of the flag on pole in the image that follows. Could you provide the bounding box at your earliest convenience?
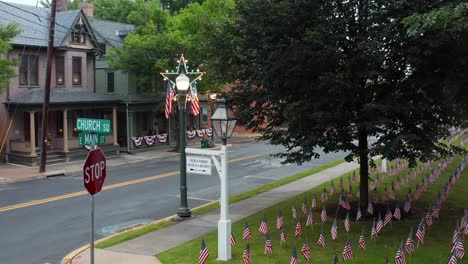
[301,239,311,261]
[259,215,268,235]
[311,194,317,208]
[384,207,392,226]
[330,181,336,196]
[331,218,338,240]
[405,228,414,254]
[367,202,374,215]
[190,82,200,116]
[338,178,343,189]
[385,256,390,264]
[453,223,461,243]
[302,197,308,214]
[295,219,303,237]
[416,220,425,245]
[321,205,327,223]
[199,239,210,264]
[290,247,299,264]
[333,254,339,264]
[371,218,377,240]
[393,204,401,220]
[425,210,432,227]
[356,206,362,222]
[306,209,313,227]
[231,233,237,246]
[292,205,298,220]
[277,210,284,230]
[164,81,175,118]
[451,237,464,259]
[280,228,287,245]
[318,227,326,248]
[339,195,351,211]
[342,240,353,261]
[403,199,411,213]
[358,231,366,251]
[448,253,458,264]
[344,212,351,233]
[394,242,406,264]
[264,234,273,254]
[243,223,252,240]
[321,188,328,202]
[376,213,384,235]
[243,244,252,264]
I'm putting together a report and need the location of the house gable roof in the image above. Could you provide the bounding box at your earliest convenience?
[90,19,134,48]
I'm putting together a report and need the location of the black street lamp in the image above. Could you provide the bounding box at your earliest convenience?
[211,97,237,146]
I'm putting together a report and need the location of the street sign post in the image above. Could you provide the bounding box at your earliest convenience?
[187,156,212,175]
[78,132,106,146]
[76,118,111,134]
[83,148,107,264]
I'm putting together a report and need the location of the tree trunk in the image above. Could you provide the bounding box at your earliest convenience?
[358,126,369,209]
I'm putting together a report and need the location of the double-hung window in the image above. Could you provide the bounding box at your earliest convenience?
[72,57,82,85]
[55,56,65,85]
[19,55,39,86]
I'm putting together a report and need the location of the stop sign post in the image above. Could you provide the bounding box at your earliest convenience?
[83,147,106,264]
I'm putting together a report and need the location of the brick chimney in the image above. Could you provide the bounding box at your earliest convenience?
[78,2,94,21]
[56,0,68,12]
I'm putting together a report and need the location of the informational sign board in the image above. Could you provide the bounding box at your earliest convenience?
[78,132,106,146]
[76,118,111,134]
[187,156,212,175]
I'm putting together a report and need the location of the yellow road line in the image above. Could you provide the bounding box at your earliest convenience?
[0,152,272,213]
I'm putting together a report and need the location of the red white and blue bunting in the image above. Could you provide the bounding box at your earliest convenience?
[156,134,168,143]
[144,135,157,146]
[131,128,213,147]
[131,136,144,147]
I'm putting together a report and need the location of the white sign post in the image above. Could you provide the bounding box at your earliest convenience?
[185,146,231,261]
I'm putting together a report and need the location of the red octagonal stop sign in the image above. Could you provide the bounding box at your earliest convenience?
[83,148,107,195]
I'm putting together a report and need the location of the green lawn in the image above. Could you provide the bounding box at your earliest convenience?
[157,154,468,263]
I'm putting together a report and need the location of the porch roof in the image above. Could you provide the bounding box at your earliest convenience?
[4,88,120,105]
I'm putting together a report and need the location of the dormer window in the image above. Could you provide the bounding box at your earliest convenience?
[70,25,86,44]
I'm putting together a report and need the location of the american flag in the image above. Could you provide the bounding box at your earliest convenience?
[317,229,326,248]
[331,218,338,240]
[425,210,432,227]
[292,205,298,220]
[389,184,395,200]
[189,82,200,116]
[432,205,440,219]
[356,206,362,222]
[199,239,210,264]
[384,208,392,226]
[358,231,366,250]
[276,210,284,230]
[264,234,273,254]
[295,219,303,237]
[339,195,351,211]
[280,228,287,245]
[371,219,377,240]
[258,215,268,235]
[338,178,343,189]
[451,237,464,259]
[347,176,352,189]
[415,220,425,245]
[352,171,357,183]
[333,254,339,264]
[405,228,414,254]
[342,240,353,261]
[407,188,413,202]
[231,233,236,246]
[301,239,311,261]
[344,212,350,233]
[453,223,461,243]
[394,242,406,264]
[311,194,317,208]
[290,247,298,264]
[347,185,353,198]
[448,253,458,264]
[403,199,411,213]
[330,182,336,196]
[321,188,328,202]
[164,81,175,118]
[321,205,327,223]
[302,197,308,214]
[367,202,374,215]
[243,223,252,240]
[393,204,401,220]
[370,179,377,190]
[376,213,384,235]
[243,244,252,264]
[306,210,313,227]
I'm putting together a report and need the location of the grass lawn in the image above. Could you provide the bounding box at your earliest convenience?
[157,152,468,263]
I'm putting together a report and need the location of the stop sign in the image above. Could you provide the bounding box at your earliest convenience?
[83,148,107,195]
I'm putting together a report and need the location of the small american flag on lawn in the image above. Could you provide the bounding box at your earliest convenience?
[264,234,273,254]
[259,215,268,235]
[243,244,252,264]
[453,222,461,244]
[338,178,343,189]
[384,207,392,226]
[416,219,425,245]
[425,210,432,227]
[376,213,384,234]
[448,253,458,264]
[339,195,351,211]
[356,206,362,222]
[367,201,374,215]
[451,237,464,259]
[321,188,328,202]
[295,219,303,237]
[290,248,298,264]
[347,176,351,189]
[405,228,414,254]
[393,204,401,220]
[199,239,209,264]
[231,233,236,246]
[302,197,308,214]
[311,194,317,208]
[330,181,336,196]
[301,239,311,261]
[344,212,350,233]
[371,218,377,240]
[394,242,406,264]
[333,254,339,264]
[318,228,326,248]
[277,210,284,230]
[331,218,338,240]
[403,199,411,213]
[306,209,313,227]
[243,222,252,240]
[321,205,327,223]
[280,228,287,245]
[358,231,366,251]
[292,205,298,220]
[342,240,353,261]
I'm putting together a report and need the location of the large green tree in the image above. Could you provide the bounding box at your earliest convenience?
[0,23,20,92]
[208,0,466,207]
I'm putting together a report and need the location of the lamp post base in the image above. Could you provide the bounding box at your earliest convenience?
[177,208,192,218]
[217,219,231,261]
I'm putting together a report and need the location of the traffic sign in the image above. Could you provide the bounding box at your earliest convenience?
[187,156,212,175]
[77,118,111,134]
[83,148,107,195]
[79,132,106,146]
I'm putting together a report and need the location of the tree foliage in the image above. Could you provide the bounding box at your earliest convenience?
[207,0,466,205]
[0,23,20,92]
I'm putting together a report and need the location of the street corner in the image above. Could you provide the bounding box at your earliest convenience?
[62,248,162,264]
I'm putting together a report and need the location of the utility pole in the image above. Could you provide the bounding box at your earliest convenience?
[39,0,57,173]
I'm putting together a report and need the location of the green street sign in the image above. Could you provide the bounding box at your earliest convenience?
[78,132,106,146]
[76,118,111,134]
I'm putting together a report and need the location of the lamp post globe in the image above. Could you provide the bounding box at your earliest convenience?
[211,97,238,145]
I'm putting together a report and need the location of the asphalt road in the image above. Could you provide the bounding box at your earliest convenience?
[0,140,347,264]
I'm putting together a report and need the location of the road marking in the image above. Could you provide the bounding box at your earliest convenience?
[243,176,278,180]
[0,152,272,213]
[171,195,214,202]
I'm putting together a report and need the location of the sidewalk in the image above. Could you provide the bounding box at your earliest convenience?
[63,160,359,264]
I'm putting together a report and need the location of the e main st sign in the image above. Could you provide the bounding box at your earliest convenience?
[76,118,111,134]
